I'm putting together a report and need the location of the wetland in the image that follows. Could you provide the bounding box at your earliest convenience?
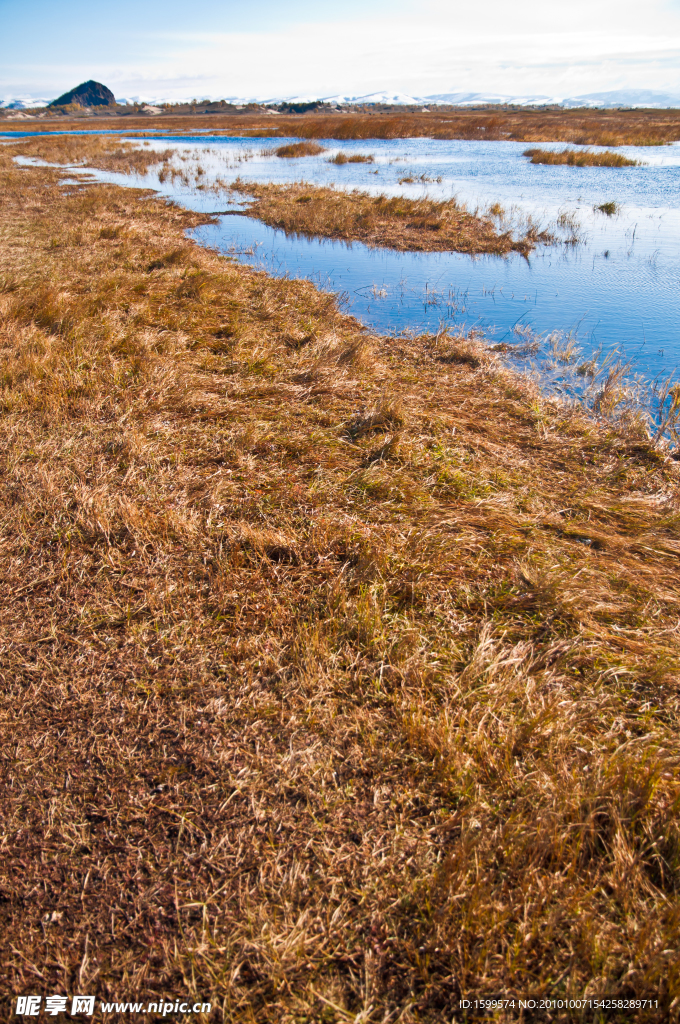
[1,124,679,1022]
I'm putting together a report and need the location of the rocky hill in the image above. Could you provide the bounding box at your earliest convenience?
[49,80,115,107]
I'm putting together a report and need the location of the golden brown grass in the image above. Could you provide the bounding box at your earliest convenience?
[1,145,679,1023]
[7,133,175,175]
[228,180,552,255]
[277,110,680,146]
[4,106,680,146]
[596,201,620,216]
[524,148,639,167]
[327,152,375,164]
[274,141,326,158]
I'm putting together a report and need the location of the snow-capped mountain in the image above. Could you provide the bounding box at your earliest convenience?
[559,89,680,109]
[273,89,680,109]
[3,88,680,111]
[0,97,52,109]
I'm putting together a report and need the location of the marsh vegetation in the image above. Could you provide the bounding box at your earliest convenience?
[6,106,680,148]
[595,200,620,216]
[1,134,679,1023]
[7,132,176,174]
[227,180,554,255]
[8,135,555,257]
[327,152,375,164]
[264,108,680,147]
[274,141,326,158]
[524,148,639,167]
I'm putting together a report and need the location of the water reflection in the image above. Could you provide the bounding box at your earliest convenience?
[10,132,680,378]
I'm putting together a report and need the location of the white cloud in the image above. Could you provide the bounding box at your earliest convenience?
[4,0,680,102]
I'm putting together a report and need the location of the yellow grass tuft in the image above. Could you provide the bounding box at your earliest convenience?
[524,147,639,167]
[327,152,375,164]
[274,141,326,158]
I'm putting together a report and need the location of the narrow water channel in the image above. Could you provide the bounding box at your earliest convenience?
[8,132,680,381]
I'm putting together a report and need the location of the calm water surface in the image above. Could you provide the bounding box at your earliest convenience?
[8,132,680,379]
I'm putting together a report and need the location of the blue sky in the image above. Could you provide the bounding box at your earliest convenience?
[2,0,680,103]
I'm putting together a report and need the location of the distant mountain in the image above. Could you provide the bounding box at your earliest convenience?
[424,90,680,108]
[320,91,425,106]
[0,98,51,109]
[425,92,554,106]
[273,89,680,109]
[4,85,680,112]
[49,80,115,108]
[560,89,680,109]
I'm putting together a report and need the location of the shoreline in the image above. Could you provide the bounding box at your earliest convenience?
[6,135,554,257]
[3,106,680,147]
[7,135,678,440]
[1,151,679,1020]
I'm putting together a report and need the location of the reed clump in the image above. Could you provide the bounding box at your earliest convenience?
[0,141,679,1023]
[596,200,620,215]
[399,172,443,184]
[229,180,553,255]
[327,152,375,164]
[524,147,638,167]
[274,141,326,158]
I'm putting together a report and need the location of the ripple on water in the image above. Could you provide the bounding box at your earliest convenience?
[11,133,680,378]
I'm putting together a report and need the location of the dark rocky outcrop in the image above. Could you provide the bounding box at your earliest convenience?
[49,81,115,108]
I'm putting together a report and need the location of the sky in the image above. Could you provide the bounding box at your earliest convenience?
[2,0,680,103]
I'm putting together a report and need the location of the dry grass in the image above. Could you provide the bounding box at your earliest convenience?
[271,110,680,147]
[274,141,326,158]
[0,146,680,1023]
[398,173,443,184]
[228,180,553,255]
[596,201,620,216]
[280,110,680,147]
[7,133,175,175]
[524,148,639,167]
[327,153,375,165]
[4,107,680,146]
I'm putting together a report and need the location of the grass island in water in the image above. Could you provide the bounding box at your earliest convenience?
[524,147,639,167]
[227,179,552,255]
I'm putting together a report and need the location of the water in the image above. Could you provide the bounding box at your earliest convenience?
[8,132,680,380]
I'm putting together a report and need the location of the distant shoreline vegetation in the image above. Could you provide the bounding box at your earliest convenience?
[4,105,680,147]
[524,148,639,167]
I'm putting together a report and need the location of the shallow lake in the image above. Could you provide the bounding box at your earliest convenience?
[7,131,680,381]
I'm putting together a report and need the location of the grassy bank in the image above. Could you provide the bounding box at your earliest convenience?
[5,132,175,175]
[228,180,550,255]
[4,106,680,146]
[524,148,639,167]
[1,151,679,1023]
